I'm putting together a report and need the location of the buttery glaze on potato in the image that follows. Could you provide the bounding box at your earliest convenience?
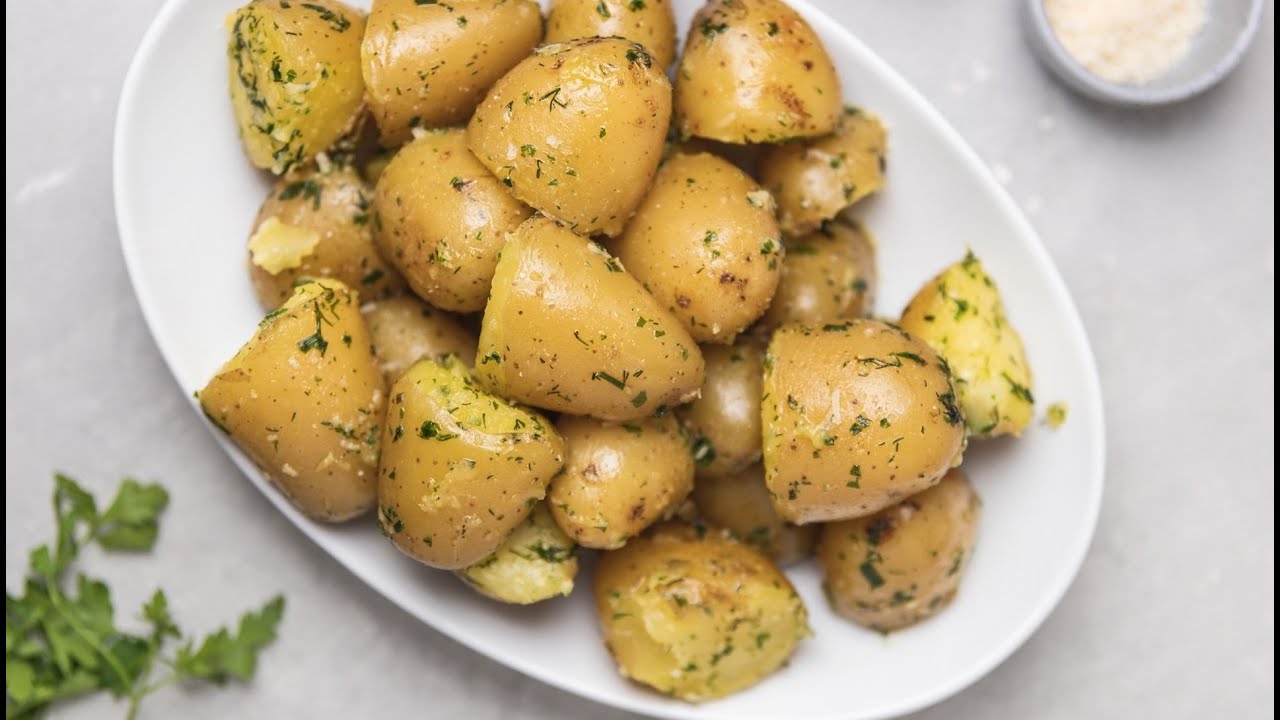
[545,0,677,69]
[818,469,981,632]
[458,502,579,605]
[674,0,840,143]
[899,253,1034,438]
[693,464,817,565]
[759,108,888,236]
[758,218,876,331]
[361,295,478,384]
[612,152,783,344]
[475,216,705,421]
[678,338,765,479]
[227,0,366,174]
[200,281,383,521]
[468,38,671,237]
[549,414,695,549]
[361,0,543,146]
[373,128,532,313]
[378,357,564,569]
[247,162,404,309]
[762,320,966,524]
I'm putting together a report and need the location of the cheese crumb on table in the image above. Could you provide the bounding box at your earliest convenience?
[1044,0,1209,85]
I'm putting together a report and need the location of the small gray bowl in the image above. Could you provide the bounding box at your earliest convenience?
[1024,0,1264,106]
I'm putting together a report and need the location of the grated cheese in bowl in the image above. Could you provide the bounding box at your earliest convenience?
[1044,0,1209,85]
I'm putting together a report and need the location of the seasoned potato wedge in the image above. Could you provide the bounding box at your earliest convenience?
[693,465,817,565]
[227,0,366,174]
[377,357,564,569]
[818,469,981,632]
[361,295,478,384]
[674,0,840,143]
[678,338,765,479]
[475,216,705,421]
[762,320,966,524]
[546,0,678,69]
[899,253,1034,438]
[595,522,809,701]
[549,414,695,549]
[468,38,671,237]
[200,280,383,521]
[361,0,543,146]
[458,502,578,604]
[758,218,876,331]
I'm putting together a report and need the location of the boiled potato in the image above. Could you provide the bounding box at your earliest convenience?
[361,0,543,146]
[899,253,1034,438]
[818,469,981,632]
[757,217,876,331]
[678,338,765,479]
[612,152,783,344]
[361,295,478,384]
[666,135,768,177]
[762,320,966,524]
[200,281,383,521]
[227,0,366,174]
[595,522,809,701]
[476,216,705,420]
[468,38,671,237]
[378,357,564,569]
[373,128,532,313]
[693,465,816,565]
[545,0,677,69]
[548,414,694,549]
[247,161,404,309]
[674,0,840,143]
[458,502,578,604]
[759,108,888,236]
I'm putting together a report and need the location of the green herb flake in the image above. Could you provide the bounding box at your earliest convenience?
[859,559,885,589]
[417,420,458,441]
[691,437,716,466]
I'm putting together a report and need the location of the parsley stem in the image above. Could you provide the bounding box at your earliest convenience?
[126,672,181,720]
[42,582,135,696]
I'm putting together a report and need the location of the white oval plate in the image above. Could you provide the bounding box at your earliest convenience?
[115,1,1105,717]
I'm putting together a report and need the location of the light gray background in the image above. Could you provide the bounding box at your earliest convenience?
[5,1,1274,718]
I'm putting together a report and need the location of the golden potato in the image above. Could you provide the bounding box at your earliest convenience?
[594,522,808,701]
[467,38,671,237]
[227,0,366,174]
[361,295,478,385]
[758,218,876,331]
[373,128,532,313]
[762,320,966,524]
[548,414,694,549]
[693,465,816,565]
[678,338,765,479]
[674,0,840,143]
[899,253,1034,438]
[476,216,705,420]
[665,135,768,177]
[361,0,543,146]
[545,0,677,69]
[458,502,578,604]
[378,357,564,569]
[247,162,404,310]
[818,469,981,632]
[200,281,383,521]
[612,152,783,344]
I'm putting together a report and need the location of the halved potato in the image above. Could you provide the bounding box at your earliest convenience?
[458,502,578,604]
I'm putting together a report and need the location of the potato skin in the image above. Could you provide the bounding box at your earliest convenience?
[377,357,564,569]
[759,108,888,236]
[247,162,404,310]
[613,153,783,344]
[678,338,765,479]
[818,469,981,632]
[200,281,383,521]
[762,320,966,524]
[757,218,876,331]
[674,0,840,144]
[227,0,366,174]
[360,0,543,146]
[458,502,578,605]
[545,0,677,69]
[549,415,694,549]
[693,465,816,565]
[476,215,705,421]
[899,253,1034,438]
[468,38,671,237]
[361,295,478,385]
[373,129,532,313]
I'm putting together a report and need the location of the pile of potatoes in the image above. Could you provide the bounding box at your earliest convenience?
[204,0,1036,702]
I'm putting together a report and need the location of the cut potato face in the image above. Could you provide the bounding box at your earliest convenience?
[361,295,478,385]
[678,338,766,479]
[546,0,677,69]
[758,217,876,331]
[458,502,578,605]
[693,464,817,565]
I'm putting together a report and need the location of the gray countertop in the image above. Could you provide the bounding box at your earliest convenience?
[5,1,1274,718]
